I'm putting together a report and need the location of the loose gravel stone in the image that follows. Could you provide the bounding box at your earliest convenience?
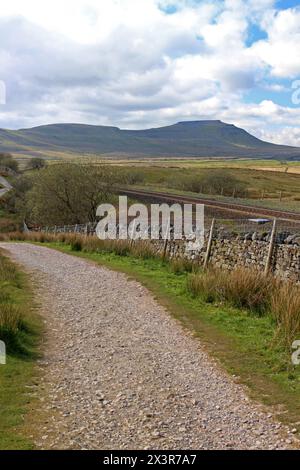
[1,243,298,450]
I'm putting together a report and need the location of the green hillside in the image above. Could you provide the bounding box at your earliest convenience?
[1,120,300,159]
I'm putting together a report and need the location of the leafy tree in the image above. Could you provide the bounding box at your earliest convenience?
[25,163,118,225]
[28,157,47,170]
[3,175,33,217]
[0,153,18,172]
[181,170,248,197]
[202,171,247,197]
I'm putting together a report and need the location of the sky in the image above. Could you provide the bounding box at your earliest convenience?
[0,0,300,146]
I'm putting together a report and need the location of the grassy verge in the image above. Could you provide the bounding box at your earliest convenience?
[0,250,41,450]
[35,239,300,431]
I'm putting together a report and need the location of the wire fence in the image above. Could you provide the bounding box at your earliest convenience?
[31,217,300,245]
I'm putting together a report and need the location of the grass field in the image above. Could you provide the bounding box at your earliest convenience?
[112,164,300,213]
[61,158,300,212]
[0,250,41,450]
[11,151,300,173]
[98,157,300,174]
[124,184,300,214]
[9,152,300,213]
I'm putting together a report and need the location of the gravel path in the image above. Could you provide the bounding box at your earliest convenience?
[1,243,297,450]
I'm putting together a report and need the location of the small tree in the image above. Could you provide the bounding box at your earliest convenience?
[28,157,46,170]
[2,174,33,220]
[202,170,248,197]
[0,153,18,173]
[25,163,117,225]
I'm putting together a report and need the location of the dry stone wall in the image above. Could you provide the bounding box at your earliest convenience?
[151,232,300,283]
[42,223,300,282]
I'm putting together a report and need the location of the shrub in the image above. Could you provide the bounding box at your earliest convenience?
[0,255,26,350]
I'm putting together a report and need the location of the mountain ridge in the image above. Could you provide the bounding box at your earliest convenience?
[0,120,299,159]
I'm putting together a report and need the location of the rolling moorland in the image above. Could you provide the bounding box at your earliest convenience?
[1,120,300,159]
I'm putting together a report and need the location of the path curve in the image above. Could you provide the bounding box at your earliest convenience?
[1,243,296,450]
[0,175,12,198]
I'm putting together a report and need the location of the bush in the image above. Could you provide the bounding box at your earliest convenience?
[0,153,18,173]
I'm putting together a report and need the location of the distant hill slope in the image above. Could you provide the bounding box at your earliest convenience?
[1,120,300,159]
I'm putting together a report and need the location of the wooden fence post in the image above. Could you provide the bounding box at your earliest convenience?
[130,220,136,247]
[162,217,170,259]
[264,218,277,275]
[204,218,215,269]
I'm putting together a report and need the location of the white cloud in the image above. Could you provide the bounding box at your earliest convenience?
[252,7,300,78]
[0,0,299,148]
[258,127,300,147]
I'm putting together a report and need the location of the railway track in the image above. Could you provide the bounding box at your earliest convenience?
[119,188,300,222]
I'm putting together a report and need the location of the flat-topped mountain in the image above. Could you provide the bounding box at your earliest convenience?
[1,120,300,159]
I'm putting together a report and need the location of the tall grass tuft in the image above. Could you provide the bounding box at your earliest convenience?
[221,268,273,314]
[131,241,157,260]
[188,268,274,314]
[169,258,196,275]
[0,251,31,353]
[187,269,227,303]
[188,266,300,343]
[0,304,23,337]
[271,283,300,345]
